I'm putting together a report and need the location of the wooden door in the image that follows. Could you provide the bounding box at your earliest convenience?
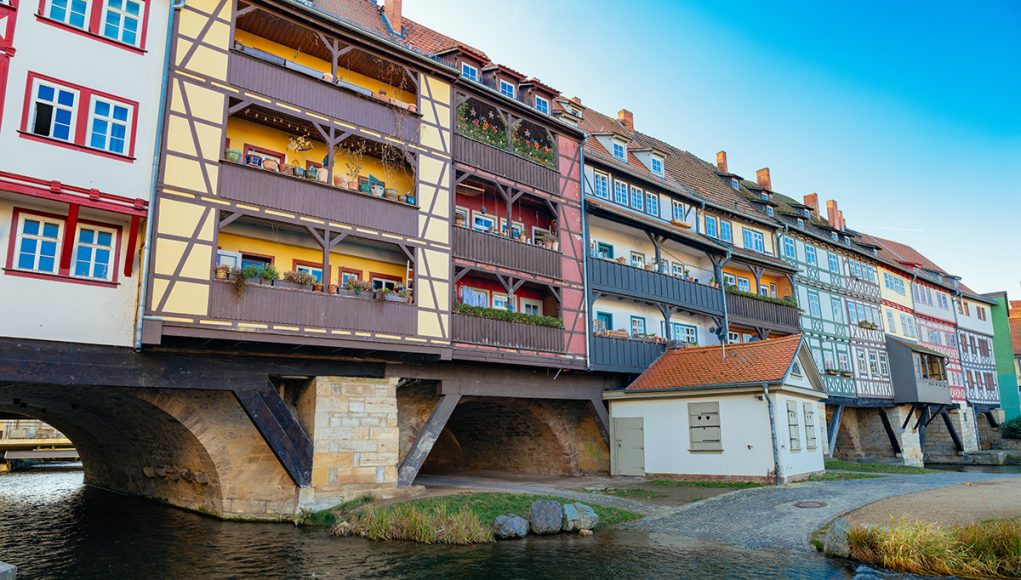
[612,417,645,476]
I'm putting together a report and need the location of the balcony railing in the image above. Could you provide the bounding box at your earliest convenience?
[451,313,564,353]
[589,335,665,374]
[453,134,559,193]
[588,258,724,317]
[726,293,800,333]
[209,281,417,336]
[228,49,420,142]
[218,162,418,238]
[452,227,561,279]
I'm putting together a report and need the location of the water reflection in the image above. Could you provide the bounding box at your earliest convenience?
[0,466,855,579]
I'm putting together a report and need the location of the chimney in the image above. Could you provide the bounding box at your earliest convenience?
[838,209,846,231]
[716,151,729,173]
[384,0,402,35]
[617,109,634,132]
[570,96,582,106]
[756,168,772,191]
[803,193,819,216]
[825,199,839,228]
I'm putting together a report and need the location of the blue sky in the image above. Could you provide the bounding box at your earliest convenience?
[405,0,1021,298]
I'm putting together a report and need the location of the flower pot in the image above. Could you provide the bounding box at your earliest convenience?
[408,104,417,113]
[262,158,279,172]
[225,149,242,163]
[825,369,838,376]
[321,72,334,83]
[279,163,292,174]
[328,284,339,294]
[384,188,398,201]
[304,166,318,181]
[454,216,465,227]
[840,371,853,378]
[292,167,306,178]
[551,241,559,251]
[334,175,345,188]
[245,154,263,168]
[359,182,371,194]
[317,170,328,184]
[371,184,384,197]
[215,266,230,280]
[313,283,324,292]
[384,293,405,302]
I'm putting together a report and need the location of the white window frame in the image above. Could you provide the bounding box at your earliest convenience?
[498,80,516,99]
[492,292,510,311]
[30,79,80,143]
[611,141,626,161]
[630,251,645,269]
[705,215,718,238]
[460,63,479,82]
[216,250,241,269]
[100,0,145,47]
[747,230,765,253]
[46,0,92,29]
[520,297,542,317]
[737,276,751,292]
[87,96,133,155]
[650,156,664,176]
[499,218,524,239]
[629,185,644,211]
[534,95,550,115]
[340,270,360,287]
[672,200,685,221]
[720,220,732,243]
[461,286,490,307]
[645,192,659,216]
[674,323,698,345]
[471,211,496,234]
[613,179,629,205]
[807,291,821,318]
[592,171,610,199]
[295,264,323,283]
[783,237,796,259]
[787,400,801,451]
[14,213,64,274]
[630,316,647,337]
[72,223,117,281]
[531,226,551,246]
[372,277,399,291]
[723,272,736,287]
[805,245,817,266]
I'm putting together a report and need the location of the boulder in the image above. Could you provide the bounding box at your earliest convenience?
[823,518,852,558]
[528,500,564,535]
[578,529,594,537]
[562,502,600,532]
[493,514,529,540]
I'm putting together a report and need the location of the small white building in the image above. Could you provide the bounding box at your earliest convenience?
[605,334,828,483]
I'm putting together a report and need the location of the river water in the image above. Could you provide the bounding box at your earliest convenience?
[0,465,857,579]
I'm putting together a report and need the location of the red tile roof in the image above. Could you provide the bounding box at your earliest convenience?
[626,334,805,392]
[403,16,490,62]
[314,0,392,37]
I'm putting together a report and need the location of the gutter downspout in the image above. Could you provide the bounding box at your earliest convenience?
[763,383,782,485]
[134,0,186,352]
[719,248,732,347]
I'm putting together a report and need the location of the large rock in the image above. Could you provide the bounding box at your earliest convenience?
[823,518,852,558]
[528,500,564,535]
[562,502,600,532]
[493,514,529,540]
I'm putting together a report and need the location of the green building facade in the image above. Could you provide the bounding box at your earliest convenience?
[984,291,1020,421]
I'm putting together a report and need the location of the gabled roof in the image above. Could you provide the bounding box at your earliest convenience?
[314,0,393,37]
[626,334,806,392]
[400,16,490,62]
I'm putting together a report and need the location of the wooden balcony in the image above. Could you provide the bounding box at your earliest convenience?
[453,134,559,193]
[228,50,421,142]
[452,227,561,279]
[218,162,418,238]
[209,281,417,336]
[588,258,724,317]
[726,293,801,334]
[589,335,665,374]
[451,313,564,353]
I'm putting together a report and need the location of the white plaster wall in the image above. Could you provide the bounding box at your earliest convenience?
[956,297,994,335]
[912,283,955,323]
[878,266,914,309]
[776,393,827,477]
[700,212,776,256]
[1,1,170,199]
[588,217,715,282]
[0,200,140,346]
[591,297,719,345]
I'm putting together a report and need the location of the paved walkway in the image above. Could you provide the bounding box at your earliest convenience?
[418,471,1021,551]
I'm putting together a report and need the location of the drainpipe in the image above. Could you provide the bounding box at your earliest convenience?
[718,249,731,346]
[134,0,187,352]
[578,133,593,370]
[763,383,782,485]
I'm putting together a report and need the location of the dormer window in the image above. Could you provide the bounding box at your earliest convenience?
[612,142,626,161]
[730,179,739,190]
[830,232,838,241]
[797,218,805,228]
[799,208,811,218]
[461,63,479,82]
[759,192,768,201]
[534,96,550,115]
[767,206,775,217]
[651,157,664,176]
[499,80,516,99]
[843,235,851,244]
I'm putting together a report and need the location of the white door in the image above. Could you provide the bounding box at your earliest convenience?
[612,417,645,476]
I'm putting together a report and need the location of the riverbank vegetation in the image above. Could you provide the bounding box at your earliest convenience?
[824,459,934,475]
[649,479,764,489]
[806,472,881,482]
[848,518,1021,578]
[315,492,642,545]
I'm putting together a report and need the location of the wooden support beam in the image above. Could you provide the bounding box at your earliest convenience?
[397,392,461,486]
[755,327,770,340]
[590,397,610,443]
[233,384,313,487]
[304,225,326,249]
[940,410,965,453]
[235,4,258,18]
[985,410,1000,430]
[827,404,845,457]
[398,244,416,265]
[901,403,917,429]
[924,405,945,427]
[227,100,253,117]
[877,407,902,455]
[918,407,930,448]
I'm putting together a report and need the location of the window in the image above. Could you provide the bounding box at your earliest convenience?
[783,237,796,259]
[673,323,698,344]
[595,242,613,259]
[879,353,890,377]
[340,270,360,287]
[977,306,987,321]
[101,0,143,46]
[295,263,323,283]
[530,226,550,246]
[534,96,550,115]
[728,331,741,343]
[758,286,769,297]
[630,186,644,211]
[471,211,495,233]
[592,172,609,199]
[723,272,736,287]
[47,0,91,29]
[868,351,879,376]
[805,245,817,266]
[611,141,626,161]
[30,80,78,142]
[884,272,906,295]
[371,276,399,291]
[241,253,271,269]
[743,229,765,253]
[737,276,751,292]
[838,352,851,372]
[460,63,478,82]
[899,315,914,339]
[594,312,613,332]
[803,404,817,450]
[671,262,683,277]
[769,283,777,298]
[498,80,515,98]
[730,178,739,190]
[492,293,509,310]
[630,316,646,337]
[705,215,718,238]
[792,362,803,377]
[796,218,805,228]
[454,206,469,227]
[917,353,946,381]
[767,206,775,217]
[672,200,685,222]
[88,97,131,154]
[886,309,896,332]
[216,250,241,269]
[720,221,732,243]
[613,180,629,205]
[856,349,867,375]
[645,192,659,216]
[978,338,990,358]
[787,400,801,451]
[651,157,664,176]
[73,225,115,280]
[807,291,821,317]
[828,253,840,273]
[499,219,524,239]
[831,297,842,322]
[630,251,645,268]
[831,232,838,241]
[15,214,63,273]
[689,402,722,452]
[461,286,489,307]
[520,298,542,317]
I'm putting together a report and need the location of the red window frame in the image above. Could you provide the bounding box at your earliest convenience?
[4,206,123,287]
[19,72,139,161]
[36,0,150,54]
[243,144,285,164]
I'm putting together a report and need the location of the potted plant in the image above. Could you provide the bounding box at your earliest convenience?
[230,267,248,299]
[454,213,466,228]
[225,149,242,163]
[328,283,339,294]
[279,270,316,290]
[405,192,416,205]
[840,370,854,377]
[292,166,306,179]
[615,256,627,264]
[321,72,334,83]
[260,264,279,285]
[381,287,405,302]
[825,368,839,376]
[708,277,719,289]
[214,264,230,280]
[396,287,412,303]
[304,166,318,181]
[279,160,292,174]
[384,188,399,201]
[341,278,373,298]
[370,183,385,197]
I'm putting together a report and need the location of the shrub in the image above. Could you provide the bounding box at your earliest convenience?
[1001,417,1021,440]
[725,285,798,307]
[453,303,563,329]
[283,270,317,286]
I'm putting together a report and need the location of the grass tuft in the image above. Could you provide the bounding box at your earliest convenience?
[648,479,764,489]
[824,459,935,474]
[806,472,882,482]
[600,487,663,499]
[848,518,1021,578]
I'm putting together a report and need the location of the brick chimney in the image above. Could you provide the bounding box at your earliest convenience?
[826,199,840,228]
[570,96,582,106]
[756,167,771,191]
[617,109,634,132]
[384,0,403,35]
[803,193,819,216]
[838,210,846,231]
[716,151,729,173]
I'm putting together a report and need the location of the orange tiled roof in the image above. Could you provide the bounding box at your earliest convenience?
[626,334,804,392]
[314,0,392,37]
